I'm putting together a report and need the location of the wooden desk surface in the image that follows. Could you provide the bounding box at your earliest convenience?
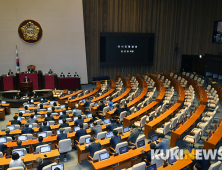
[112,87,131,103]
[0,129,21,136]
[92,143,151,170]
[19,104,55,110]
[0,149,60,166]
[59,90,83,100]
[170,104,206,147]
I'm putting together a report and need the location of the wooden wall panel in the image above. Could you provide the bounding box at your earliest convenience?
[83,0,222,82]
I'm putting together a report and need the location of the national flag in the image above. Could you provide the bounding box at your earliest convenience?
[16,45,20,72]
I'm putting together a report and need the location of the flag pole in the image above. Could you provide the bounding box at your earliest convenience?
[16,45,20,73]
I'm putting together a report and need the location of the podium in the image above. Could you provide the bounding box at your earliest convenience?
[20,82,33,93]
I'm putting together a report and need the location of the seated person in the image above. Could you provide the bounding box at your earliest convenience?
[39,121,51,132]
[40,104,44,109]
[18,112,24,119]
[122,103,129,113]
[33,91,38,98]
[13,140,28,152]
[34,136,45,151]
[28,67,34,73]
[28,114,38,124]
[110,130,122,150]
[59,118,69,128]
[11,115,21,125]
[53,102,57,106]
[60,72,65,77]
[89,113,97,123]
[0,143,7,152]
[75,123,87,142]
[24,106,28,110]
[36,157,54,170]
[9,152,26,169]
[59,110,69,119]
[106,119,117,131]
[73,107,82,117]
[51,106,56,112]
[84,97,91,107]
[67,72,71,77]
[15,92,20,99]
[193,146,211,170]
[74,72,79,77]
[108,97,113,107]
[22,122,34,134]
[143,143,158,165]
[127,124,139,147]
[4,128,15,140]
[193,162,203,170]
[85,137,102,160]
[155,133,170,155]
[97,100,105,114]
[91,122,102,137]
[45,113,55,121]
[8,69,13,75]
[48,69,53,74]
[75,115,84,126]
[57,128,67,141]
[114,104,122,117]
[23,75,30,82]
[34,109,38,115]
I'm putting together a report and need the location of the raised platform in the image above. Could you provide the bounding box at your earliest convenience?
[0,89,53,108]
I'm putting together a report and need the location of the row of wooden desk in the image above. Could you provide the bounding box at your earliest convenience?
[58,90,83,104]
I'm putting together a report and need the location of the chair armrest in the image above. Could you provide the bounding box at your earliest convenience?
[144,159,151,165]
[55,144,59,149]
[128,142,136,147]
[110,147,116,153]
[3,153,6,157]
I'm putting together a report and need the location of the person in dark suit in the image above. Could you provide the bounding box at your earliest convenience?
[73,108,82,117]
[0,143,7,152]
[53,102,57,106]
[84,98,91,107]
[74,72,79,77]
[60,72,65,77]
[48,69,53,74]
[110,130,122,150]
[4,128,15,140]
[106,119,117,131]
[193,162,203,170]
[40,104,43,109]
[59,118,69,128]
[39,121,51,132]
[28,67,34,73]
[23,75,30,82]
[85,137,102,159]
[13,140,28,153]
[45,113,54,121]
[75,123,87,142]
[33,91,38,98]
[34,109,38,115]
[51,107,56,113]
[75,115,84,126]
[8,69,13,76]
[36,157,54,170]
[97,100,105,117]
[34,136,44,151]
[127,124,139,147]
[114,104,122,117]
[91,122,102,137]
[28,114,38,124]
[22,123,34,134]
[9,152,26,169]
[122,103,129,113]
[67,72,71,77]
[11,115,21,125]
[89,113,98,123]
[59,110,69,119]
[142,143,158,165]
[57,128,67,141]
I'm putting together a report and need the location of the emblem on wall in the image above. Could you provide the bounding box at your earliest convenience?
[18,20,43,44]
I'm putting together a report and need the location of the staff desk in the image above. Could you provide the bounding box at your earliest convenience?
[204,122,222,151]
[0,129,22,136]
[123,101,158,127]
[170,104,206,147]
[0,149,60,169]
[144,103,182,139]
[1,103,11,115]
[0,108,5,120]
[78,131,131,164]
[68,81,101,108]
[91,143,151,170]
[58,90,83,104]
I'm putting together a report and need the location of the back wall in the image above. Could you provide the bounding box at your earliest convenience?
[0,0,88,84]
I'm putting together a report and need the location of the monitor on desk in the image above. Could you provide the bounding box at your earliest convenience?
[1,101,6,104]
[30,99,34,103]
[41,98,44,102]
[18,135,28,141]
[99,152,110,161]
[87,114,92,118]
[110,106,114,111]
[57,129,65,135]
[137,140,145,148]
[94,103,98,107]
[106,132,113,138]
[0,137,7,143]
[73,117,78,121]
[146,164,157,170]
[29,124,33,128]
[176,123,180,129]
[73,109,76,112]
[37,103,41,107]
[126,100,129,103]
[18,117,21,121]
[103,100,106,103]
[38,132,47,138]
[60,112,63,115]
[119,146,128,154]
[50,101,55,105]
[144,103,147,107]
[24,104,30,108]
[60,105,65,109]
[74,126,80,132]
[47,107,52,111]
[168,156,177,165]
[85,137,91,144]
[76,89,78,91]
[151,134,158,142]
[82,99,86,103]
[104,118,110,124]
[51,163,64,170]
[6,125,15,131]
[40,145,51,153]
[123,127,129,133]
[12,149,24,157]
[20,110,26,114]
[37,108,40,112]
[119,103,122,107]
[90,123,93,128]
[58,119,63,124]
